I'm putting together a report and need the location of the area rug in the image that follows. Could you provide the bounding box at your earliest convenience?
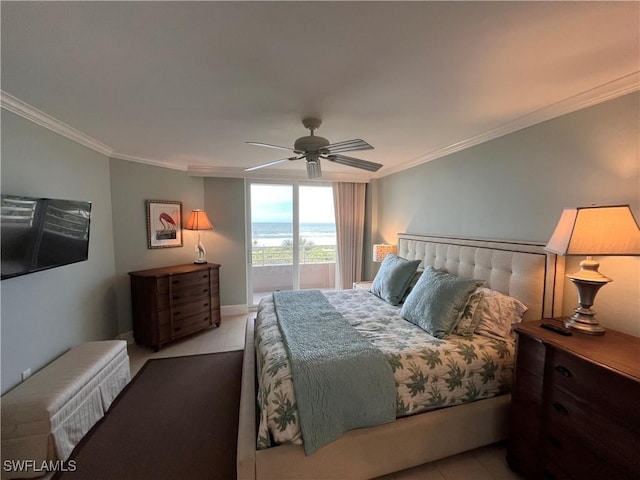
[53,350,244,480]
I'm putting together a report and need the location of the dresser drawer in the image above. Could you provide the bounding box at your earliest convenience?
[170,285,210,307]
[546,346,640,426]
[544,386,639,473]
[172,298,212,319]
[169,270,210,290]
[542,423,635,480]
[173,311,213,338]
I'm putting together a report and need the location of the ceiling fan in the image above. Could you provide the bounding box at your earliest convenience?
[245,118,382,179]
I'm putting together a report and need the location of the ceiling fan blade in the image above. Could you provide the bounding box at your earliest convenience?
[246,141,295,152]
[324,139,373,154]
[244,156,301,172]
[326,154,383,172]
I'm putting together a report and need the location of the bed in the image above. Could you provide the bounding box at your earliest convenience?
[237,233,564,480]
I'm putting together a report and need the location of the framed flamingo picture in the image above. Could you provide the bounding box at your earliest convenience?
[146,200,183,249]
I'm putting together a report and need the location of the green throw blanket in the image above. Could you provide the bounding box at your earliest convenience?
[273,289,396,455]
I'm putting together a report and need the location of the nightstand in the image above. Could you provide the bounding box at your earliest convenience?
[507,318,640,480]
[353,281,373,291]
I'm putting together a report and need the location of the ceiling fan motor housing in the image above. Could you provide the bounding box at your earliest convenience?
[294,135,330,154]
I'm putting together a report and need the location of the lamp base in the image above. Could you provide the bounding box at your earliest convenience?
[564,314,606,335]
[566,260,610,336]
[193,237,207,264]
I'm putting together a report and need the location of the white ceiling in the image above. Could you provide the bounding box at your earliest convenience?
[2,1,639,181]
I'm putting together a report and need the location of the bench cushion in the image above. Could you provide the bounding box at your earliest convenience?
[1,341,130,478]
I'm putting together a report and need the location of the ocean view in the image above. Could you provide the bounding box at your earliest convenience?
[252,222,336,246]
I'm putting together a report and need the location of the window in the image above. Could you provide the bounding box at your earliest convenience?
[247,181,336,306]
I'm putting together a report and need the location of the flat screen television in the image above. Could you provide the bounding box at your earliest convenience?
[1,194,92,280]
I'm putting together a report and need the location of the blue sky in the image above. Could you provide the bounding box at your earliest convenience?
[251,184,334,223]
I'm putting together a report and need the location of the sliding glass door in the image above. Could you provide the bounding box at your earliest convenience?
[298,185,336,290]
[248,181,336,307]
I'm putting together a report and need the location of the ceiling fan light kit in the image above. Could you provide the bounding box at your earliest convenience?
[245,118,382,179]
[306,156,322,179]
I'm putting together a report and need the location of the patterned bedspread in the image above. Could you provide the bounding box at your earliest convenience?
[254,289,515,450]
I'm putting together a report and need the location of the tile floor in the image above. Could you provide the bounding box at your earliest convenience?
[127,313,247,376]
[127,314,524,480]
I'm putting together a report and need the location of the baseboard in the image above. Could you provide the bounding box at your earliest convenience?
[116,331,135,345]
[221,304,249,316]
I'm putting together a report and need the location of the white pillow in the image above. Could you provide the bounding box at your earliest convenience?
[473,287,528,340]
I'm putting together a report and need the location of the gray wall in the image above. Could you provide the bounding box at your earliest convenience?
[108,158,205,334]
[203,177,247,307]
[374,92,640,335]
[1,111,118,393]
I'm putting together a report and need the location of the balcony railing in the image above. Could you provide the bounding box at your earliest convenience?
[251,244,336,266]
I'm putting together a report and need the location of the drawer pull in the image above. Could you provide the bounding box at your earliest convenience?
[174,326,181,332]
[554,365,572,377]
[551,401,568,415]
[203,303,209,307]
[174,311,181,316]
[546,435,563,450]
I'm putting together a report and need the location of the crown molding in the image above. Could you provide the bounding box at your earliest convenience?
[110,152,187,171]
[187,165,372,183]
[0,90,114,157]
[374,72,640,179]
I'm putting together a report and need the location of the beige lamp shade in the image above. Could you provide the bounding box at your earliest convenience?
[372,244,397,262]
[184,209,213,231]
[545,205,640,256]
[184,209,213,264]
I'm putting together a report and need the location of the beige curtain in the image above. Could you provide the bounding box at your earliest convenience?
[333,182,367,289]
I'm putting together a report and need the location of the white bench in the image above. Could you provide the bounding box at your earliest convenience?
[1,341,130,479]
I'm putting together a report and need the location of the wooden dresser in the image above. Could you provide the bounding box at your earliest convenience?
[129,263,221,351]
[507,319,640,480]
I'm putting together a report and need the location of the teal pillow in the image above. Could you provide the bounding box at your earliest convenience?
[401,266,485,338]
[370,254,421,306]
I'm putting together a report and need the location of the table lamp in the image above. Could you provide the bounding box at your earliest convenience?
[184,209,214,264]
[545,204,640,335]
[373,244,397,263]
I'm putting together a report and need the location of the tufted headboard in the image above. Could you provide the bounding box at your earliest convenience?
[397,233,565,321]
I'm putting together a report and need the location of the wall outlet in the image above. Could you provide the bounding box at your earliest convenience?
[21,368,31,381]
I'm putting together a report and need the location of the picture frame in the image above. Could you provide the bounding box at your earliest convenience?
[146,200,183,249]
